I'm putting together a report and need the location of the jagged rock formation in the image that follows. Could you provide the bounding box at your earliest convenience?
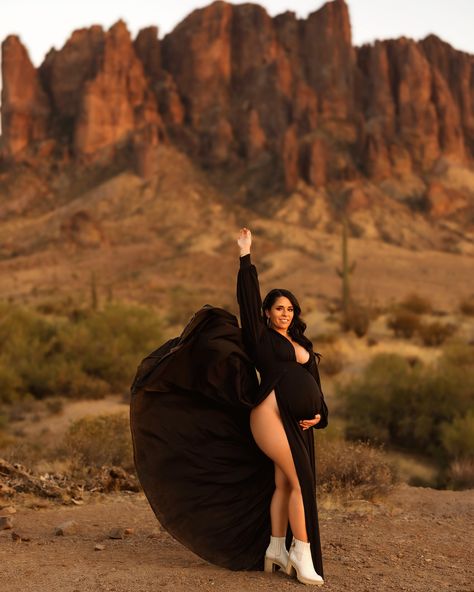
[1,0,473,236]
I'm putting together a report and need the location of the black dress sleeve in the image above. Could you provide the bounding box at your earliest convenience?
[306,352,329,430]
[236,253,266,347]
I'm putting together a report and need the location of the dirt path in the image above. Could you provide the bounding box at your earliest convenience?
[1,484,472,592]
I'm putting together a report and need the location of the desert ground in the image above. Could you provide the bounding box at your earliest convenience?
[1,483,472,592]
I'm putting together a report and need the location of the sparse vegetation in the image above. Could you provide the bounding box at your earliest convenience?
[319,343,345,376]
[418,320,457,346]
[337,344,474,488]
[63,412,133,470]
[459,294,474,316]
[399,292,432,314]
[444,458,474,490]
[341,301,371,337]
[316,436,397,500]
[386,309,421,338]
[0,300,163,404]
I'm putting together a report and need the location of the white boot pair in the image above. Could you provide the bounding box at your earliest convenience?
[264,536,324,586]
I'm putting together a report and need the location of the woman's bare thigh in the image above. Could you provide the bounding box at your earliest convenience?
[250,390,299,488]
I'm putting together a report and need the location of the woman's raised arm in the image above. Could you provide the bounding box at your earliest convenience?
[236,228,266,348]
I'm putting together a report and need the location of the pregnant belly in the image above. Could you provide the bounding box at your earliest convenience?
[276,365,323,421]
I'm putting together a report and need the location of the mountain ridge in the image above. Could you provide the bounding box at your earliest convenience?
[0,1,473,312]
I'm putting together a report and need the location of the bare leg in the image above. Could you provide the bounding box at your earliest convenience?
[270,465,290,537]
[250,390,308,542]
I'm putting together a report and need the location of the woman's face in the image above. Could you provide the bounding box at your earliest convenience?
[265,296,294,332]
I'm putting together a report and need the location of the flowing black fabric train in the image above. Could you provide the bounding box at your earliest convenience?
[129,254,328,574]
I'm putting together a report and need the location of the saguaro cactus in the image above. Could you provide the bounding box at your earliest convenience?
[335,216,356,319]
[90,270,98,310]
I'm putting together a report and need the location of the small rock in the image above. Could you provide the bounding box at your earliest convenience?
[0,506,16,515]
[0,516,13,530]
[108,527,124,539]
[94,543,105,551]
[11,531,30,542]
[54,520,79,536]
[124,528,134,536]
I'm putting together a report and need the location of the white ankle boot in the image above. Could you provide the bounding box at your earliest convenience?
[286,538,324,585]
[264,535,289,572]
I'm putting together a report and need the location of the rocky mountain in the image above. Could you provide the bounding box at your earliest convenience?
[0,0,473,312]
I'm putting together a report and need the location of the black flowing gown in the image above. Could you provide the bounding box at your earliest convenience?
[129,253,328,575]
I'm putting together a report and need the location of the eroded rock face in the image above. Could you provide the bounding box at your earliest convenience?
[1,0,473,201]
[39,26,105,129]
[74,20,163,158]
[1,36,51,158]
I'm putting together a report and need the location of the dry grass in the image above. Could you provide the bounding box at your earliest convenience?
[62,412,133,471]
[445,458,474,490]
[316,434,398,501]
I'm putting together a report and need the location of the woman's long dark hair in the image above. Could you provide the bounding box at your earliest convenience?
[262,289,322,363]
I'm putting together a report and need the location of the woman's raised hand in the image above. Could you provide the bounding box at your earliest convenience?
[237,227,252,256]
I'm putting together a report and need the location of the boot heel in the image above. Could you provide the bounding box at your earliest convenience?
[264,557,276,573]
[285,561,296,577]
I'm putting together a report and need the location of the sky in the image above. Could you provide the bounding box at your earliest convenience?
[1,0,474,68]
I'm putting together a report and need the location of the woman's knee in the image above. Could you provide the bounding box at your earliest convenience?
[274,466,291,493]
[275,463,301,495]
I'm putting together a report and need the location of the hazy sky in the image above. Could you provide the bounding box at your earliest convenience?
[2,0,474,67]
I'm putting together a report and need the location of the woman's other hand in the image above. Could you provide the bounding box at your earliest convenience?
[238,227,252,256]
[299,415,321,430]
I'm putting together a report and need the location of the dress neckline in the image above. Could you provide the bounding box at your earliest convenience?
[269,327,311,365]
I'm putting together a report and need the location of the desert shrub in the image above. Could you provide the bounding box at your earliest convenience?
[0,439,44,466]
[312,333,338,344]
[459,294,474,316]
[440,411,474,460]
[399,292,432,314]
[386,309,421,338]
[45,397,64,415]
[444,458,474,490]
[319,344,345,376]
[316,437,397,500]
[0,359,23,404]
[341,302,371,337]
[338,346,474,461]
[167,285,205,325]
[63,412,133,470]
[418,321,457,346]
[0,301,163,401]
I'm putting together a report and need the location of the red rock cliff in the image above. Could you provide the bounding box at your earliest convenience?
[1,0,473,195]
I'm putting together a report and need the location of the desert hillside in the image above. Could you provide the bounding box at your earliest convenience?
[1,1,474,286]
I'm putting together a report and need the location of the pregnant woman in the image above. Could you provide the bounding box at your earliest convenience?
[237,227,328,585]
[129,227,328,586]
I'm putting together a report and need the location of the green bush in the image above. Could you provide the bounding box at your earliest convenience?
[386,309,421,338]
[441,411,474,459]
[0,359,23,404]
[338,346,474,461]
[0,301,163,403]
